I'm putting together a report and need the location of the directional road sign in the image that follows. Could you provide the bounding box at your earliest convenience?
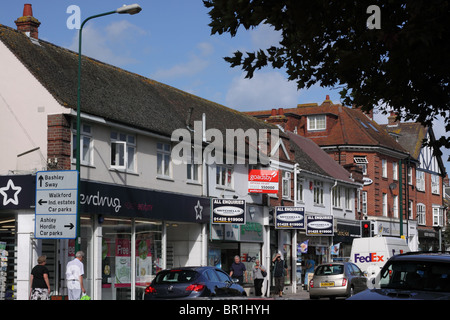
[35,170,78,239]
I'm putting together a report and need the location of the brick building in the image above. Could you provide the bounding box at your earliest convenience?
[247,97,446,251]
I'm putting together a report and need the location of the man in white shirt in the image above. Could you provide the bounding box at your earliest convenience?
[66,251,86,300]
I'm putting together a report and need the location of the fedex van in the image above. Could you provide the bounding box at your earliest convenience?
[350,237,410,288]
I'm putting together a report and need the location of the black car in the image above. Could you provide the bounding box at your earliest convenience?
[348,252,450,300]
[143,266,247,299]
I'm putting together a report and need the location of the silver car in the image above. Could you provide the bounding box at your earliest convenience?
[309,262,367,299]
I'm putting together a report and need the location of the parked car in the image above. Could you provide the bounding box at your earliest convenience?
[143,266,246,300]
[309,262,367,299]
[348,252,450,300]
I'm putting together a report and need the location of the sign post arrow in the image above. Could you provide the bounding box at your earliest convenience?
[64,223,74,230]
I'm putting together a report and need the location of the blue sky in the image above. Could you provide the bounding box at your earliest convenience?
[1,1,448,173]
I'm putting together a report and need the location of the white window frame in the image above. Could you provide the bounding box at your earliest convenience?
[297,179,304,203]
[332,186,341,208]
[216,164,233,189]
[417,203,426,226]
[393,162,398,180]
[307,115,326,131]
[72,123,93,166]
[110,131,136,172]
[433,206,443,227]
[382,159,387,178]
[157,142,171,178]
[407,167,413,185]
[345,188,352,210]
[382,193,388,217]
[362,191,367,215]
[393,195,398,218]
[408,200,414,219]
[282,171,291,199]
[313,180,324,205]
[431,174,440,194]
[187,148,200,182]
[416,170,425,191]
[354,156,368,175]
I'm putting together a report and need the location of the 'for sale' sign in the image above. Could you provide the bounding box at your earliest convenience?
[248,170,279,194]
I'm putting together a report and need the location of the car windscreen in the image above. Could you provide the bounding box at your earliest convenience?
[379,261,450,292]
[315,264,344,276]
[154,270,199,284]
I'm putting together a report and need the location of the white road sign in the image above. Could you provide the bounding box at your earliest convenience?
[35,170,78,239]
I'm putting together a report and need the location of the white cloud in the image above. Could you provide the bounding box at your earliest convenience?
[249,23,281,49]
[225,71,301,110]
[150,42,213,80]
[68,20,147,66]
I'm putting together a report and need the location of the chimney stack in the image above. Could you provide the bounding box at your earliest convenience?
[15,4,41,40]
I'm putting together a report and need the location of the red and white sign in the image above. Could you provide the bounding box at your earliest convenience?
[248,170,279,194]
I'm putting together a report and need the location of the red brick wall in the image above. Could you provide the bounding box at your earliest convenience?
[47,114,71,170]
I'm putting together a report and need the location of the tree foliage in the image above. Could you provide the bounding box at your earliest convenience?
[203,0,450,160]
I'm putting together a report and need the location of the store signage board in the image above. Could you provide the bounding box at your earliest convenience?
[211,198,246,225]
[305,215,334,236]
[275,206,305,229]
[248,169,279,194]
[35,170,78,239]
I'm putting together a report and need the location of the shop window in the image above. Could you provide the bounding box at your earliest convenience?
[101,218,132,300]
[135,220,162,299]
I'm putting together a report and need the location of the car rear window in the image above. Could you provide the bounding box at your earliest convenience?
[380,261,450,292]
[154,270,198,284]
[315,264,344,275]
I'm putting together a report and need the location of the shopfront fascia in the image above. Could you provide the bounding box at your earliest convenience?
[0,175,210,300]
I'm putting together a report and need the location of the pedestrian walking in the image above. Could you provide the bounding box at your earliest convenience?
[30,255,51,300]
[272,253,288,297]
[229,255,246,284]
[66,251,86,300]
[252,259,266,297]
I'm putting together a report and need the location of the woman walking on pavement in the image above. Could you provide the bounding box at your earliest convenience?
[252,259,266,297]
[272,253,288,297]
[30,255,51,300]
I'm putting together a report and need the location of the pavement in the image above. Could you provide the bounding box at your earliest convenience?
[247,289,311,300]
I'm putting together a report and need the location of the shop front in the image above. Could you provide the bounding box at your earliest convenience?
[209,204,265,295]
[0,175,210,300]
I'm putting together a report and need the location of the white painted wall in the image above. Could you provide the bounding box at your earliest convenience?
[0,40,69,175]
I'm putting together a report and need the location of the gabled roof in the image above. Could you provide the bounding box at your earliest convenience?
[287,132,357,184]
[247,101,408,155]
[380,122,427,160]
[0,25,272,137]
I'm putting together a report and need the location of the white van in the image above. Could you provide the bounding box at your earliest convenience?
[349,237,410,288]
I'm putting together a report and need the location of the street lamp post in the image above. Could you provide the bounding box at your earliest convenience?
[75,4,142,252]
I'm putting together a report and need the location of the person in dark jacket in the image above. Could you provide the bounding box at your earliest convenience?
[272,253,288,297]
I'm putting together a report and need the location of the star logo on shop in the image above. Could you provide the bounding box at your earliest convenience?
[0,179,22,206]
[194,201,203,220]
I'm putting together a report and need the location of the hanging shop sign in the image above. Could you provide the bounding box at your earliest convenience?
[275,206,305,229]
[306,215,334,236]
[211,198,246,224]
[248,169,279,194]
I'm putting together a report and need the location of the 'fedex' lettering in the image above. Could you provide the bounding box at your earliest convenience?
[354,253,384,263]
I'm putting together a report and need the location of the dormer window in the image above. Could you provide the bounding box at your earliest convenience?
[307,115,326,131]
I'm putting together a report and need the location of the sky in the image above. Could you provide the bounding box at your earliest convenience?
[1,0,448,174]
